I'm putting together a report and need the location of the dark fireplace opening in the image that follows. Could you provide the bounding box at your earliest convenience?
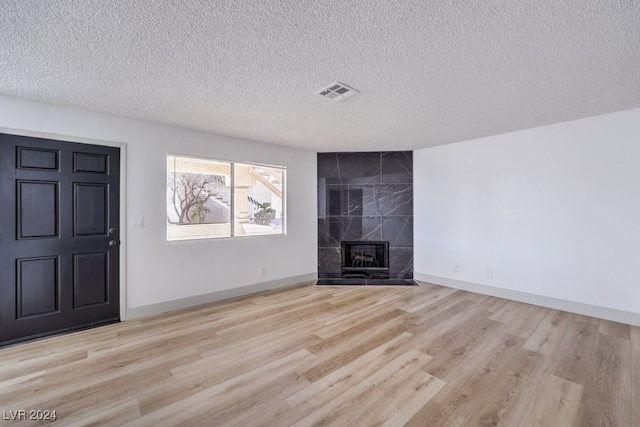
[341,241,390,278]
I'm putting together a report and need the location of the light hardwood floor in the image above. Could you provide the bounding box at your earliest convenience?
[0,282,638,426]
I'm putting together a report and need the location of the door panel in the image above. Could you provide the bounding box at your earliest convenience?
[0,133,120,346]
[17,180,59,238]
[18,147,59,170]
[17,256,59,318]
[74,183,108,236]
[74,252,109,308]
[74,152,108,173]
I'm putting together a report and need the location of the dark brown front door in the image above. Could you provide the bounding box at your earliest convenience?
[0,133,120,346]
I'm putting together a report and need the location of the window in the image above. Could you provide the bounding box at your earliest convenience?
[167,155,285,241]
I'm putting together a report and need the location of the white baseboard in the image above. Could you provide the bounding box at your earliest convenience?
[126,273,317,320]
[415,273,640,327]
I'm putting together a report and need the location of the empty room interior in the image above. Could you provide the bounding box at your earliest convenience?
[1,1,639,426]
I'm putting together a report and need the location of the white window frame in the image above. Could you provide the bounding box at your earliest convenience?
[166,154,286,242]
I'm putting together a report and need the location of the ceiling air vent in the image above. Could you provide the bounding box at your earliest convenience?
[316,82,360,102]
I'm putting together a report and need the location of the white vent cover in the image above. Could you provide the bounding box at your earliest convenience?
[316,82,360,102]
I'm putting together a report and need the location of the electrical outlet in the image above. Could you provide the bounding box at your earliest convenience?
[486,269,493,279]
[260,266,267,276]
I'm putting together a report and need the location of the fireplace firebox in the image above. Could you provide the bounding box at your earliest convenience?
[341,241,390,278]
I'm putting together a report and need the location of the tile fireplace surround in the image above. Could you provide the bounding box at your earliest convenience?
[317,151,414,285]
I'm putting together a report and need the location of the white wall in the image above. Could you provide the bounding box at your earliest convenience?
[415,108,640,324]
[0,96,317,315]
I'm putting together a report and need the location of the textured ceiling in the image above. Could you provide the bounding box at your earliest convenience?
[1,1,639,152]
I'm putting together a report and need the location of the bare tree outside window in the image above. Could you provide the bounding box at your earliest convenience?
[167,156,232,240]
[167,173,216,225]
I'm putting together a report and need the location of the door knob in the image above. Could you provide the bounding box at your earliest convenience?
[108,240,119,247]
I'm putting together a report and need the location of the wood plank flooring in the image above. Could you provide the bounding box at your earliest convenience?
[0,281,638,426]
